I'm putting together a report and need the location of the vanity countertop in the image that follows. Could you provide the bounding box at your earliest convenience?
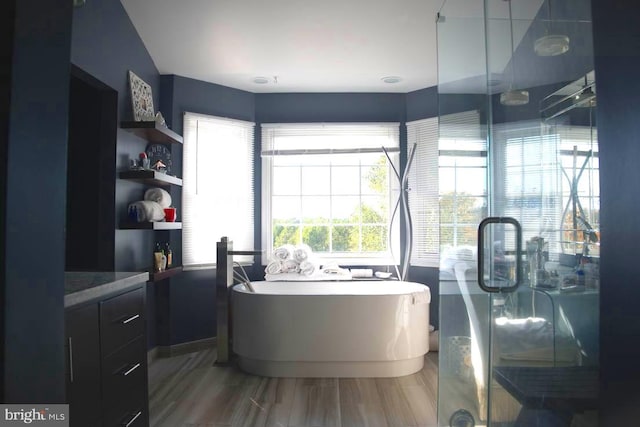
[64,271,149,308]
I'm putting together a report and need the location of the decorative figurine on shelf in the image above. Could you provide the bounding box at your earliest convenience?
[151,159,167,173]
[155,111,166,127]
[139,152,150,169]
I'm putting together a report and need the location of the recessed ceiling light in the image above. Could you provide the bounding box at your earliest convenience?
[500,89,530,106]
[253,77,269,84]
[534,34,570,56]
[381,76,402,84]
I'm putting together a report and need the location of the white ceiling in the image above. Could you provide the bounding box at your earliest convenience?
[120,0,544,94]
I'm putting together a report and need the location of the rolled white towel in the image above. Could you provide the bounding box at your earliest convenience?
[128,200,165,222]
[293,244,312,263]
[265,260,283,275]
[282,259,300,273]
[299,260,317,276]
[273,244,295,261]
[144,187,172,208]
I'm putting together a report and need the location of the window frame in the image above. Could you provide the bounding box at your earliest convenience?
[182,111,255,270]
[261,123,401,266]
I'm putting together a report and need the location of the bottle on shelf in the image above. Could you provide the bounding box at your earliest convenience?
[153,242,166,272]
[164,242,173,268]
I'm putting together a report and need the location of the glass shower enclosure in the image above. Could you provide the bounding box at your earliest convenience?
[437,1,599,425]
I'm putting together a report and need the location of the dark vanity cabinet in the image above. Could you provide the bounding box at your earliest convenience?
[66,282,148,427]
[66,304,102,427]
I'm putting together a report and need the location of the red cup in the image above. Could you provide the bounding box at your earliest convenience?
[164,207,176,222]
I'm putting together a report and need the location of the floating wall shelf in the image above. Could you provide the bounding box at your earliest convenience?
[120,121,183,145]
[149,266,183,282]
[119,170,182,187]
[120,222,182,230]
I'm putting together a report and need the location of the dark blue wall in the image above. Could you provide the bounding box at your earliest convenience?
[592,0,640,422]
[2,0,72,402]
[71,0,163,272]
[71,0,164,349]
[71,0,159,121]
[406,87,438,122]
[155,75,256,346]
[256,93,406,123]
[161,75,256,135]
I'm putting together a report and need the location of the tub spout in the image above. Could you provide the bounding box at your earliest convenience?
[215,237,262,365]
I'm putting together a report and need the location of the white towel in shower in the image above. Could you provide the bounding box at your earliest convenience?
[128,200,165,222]
[273,244,295,261]
[265,260,283,275]
[299,260,317,276]
[282,259,300,273]
[144,187,172,208]
[293,244,312,263]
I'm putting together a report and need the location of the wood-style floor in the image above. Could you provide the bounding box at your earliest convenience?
[148,348,439,427]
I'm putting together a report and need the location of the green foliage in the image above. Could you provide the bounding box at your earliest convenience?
[302,226,329,251]
[273,224,299,247]
[272,155,391,253]
[365,156,389,195]
[331,226,356,251]
[439,192,486,248]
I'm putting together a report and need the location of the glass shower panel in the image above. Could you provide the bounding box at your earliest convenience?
[437,1,491,425]
[438,1,599,425]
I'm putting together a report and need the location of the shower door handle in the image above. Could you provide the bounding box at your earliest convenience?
[477,217,522,293]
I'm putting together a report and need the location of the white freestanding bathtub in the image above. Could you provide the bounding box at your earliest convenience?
[231,280,430,377]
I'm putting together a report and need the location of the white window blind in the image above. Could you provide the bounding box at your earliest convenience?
[493,121,560,256]
[439,111,486,256]
[261,123,400,265]
[408,111,485,268]
[407,117,440,267]
[182,112,255,268]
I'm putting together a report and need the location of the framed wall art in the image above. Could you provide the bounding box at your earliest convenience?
[128,70,155,121]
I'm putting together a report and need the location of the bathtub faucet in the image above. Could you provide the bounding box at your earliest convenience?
[215,236,263,365]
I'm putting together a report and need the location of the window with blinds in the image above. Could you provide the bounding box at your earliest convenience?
[182,112,255,268]
[261,123,400,265]
[407,117,439,267]
[494,123,599,258]
[407,111,486,268]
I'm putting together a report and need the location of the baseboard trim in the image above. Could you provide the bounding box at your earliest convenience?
[148,337,217,362]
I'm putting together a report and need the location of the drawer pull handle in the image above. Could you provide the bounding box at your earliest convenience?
[121,314,140,324]
[122,363,141,376]
[68,337,74,383]
[123,410,142,427]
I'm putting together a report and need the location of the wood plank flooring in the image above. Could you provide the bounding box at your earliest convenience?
[149,349,439,427]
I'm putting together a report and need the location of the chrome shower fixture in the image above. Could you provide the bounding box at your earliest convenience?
[535,0,570,56]
[500,0,530,106]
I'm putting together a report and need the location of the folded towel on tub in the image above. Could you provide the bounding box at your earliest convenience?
[282,259,300,273]
[144,187,172,208]
[265,260,283,275]
[299,260,318,276]
[128,200,165,222]
[293,244,312,263]
[273,244,295,261]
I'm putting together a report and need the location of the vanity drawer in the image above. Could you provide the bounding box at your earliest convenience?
[100,287,144,356]
[101,336,147,409]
